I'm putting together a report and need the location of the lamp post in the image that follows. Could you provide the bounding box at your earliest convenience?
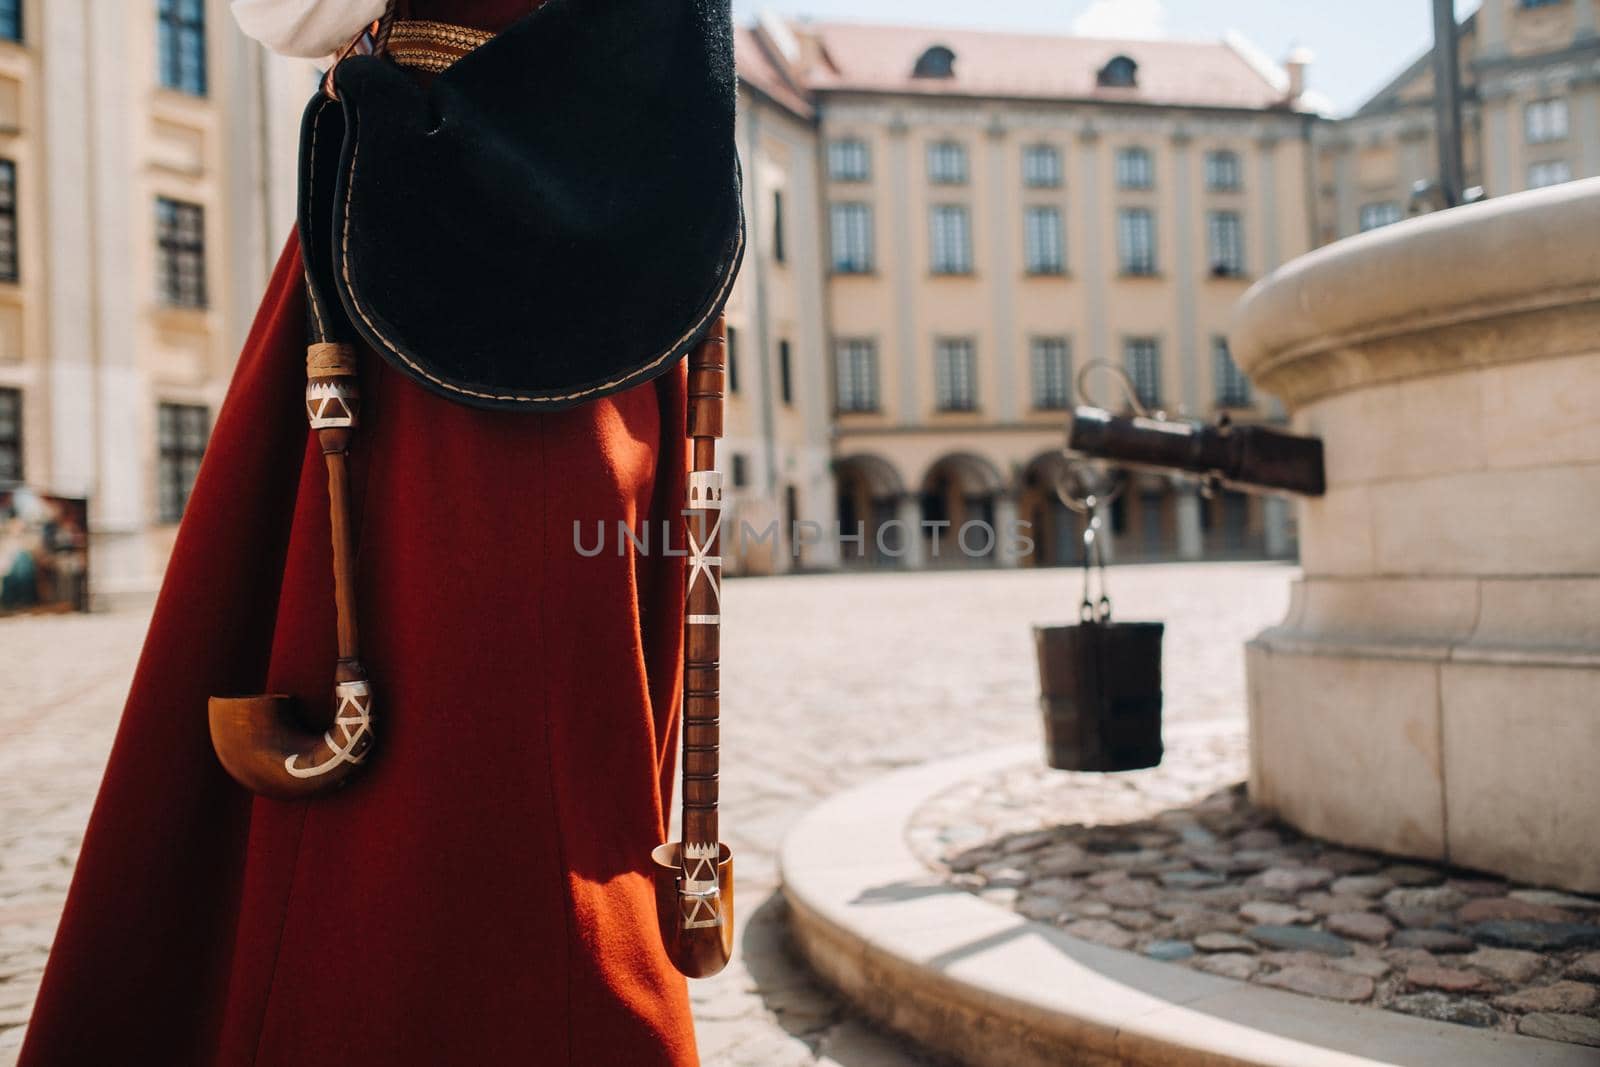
[1431,0,1467,207]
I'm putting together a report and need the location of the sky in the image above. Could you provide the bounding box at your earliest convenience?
[730,0,1482,116]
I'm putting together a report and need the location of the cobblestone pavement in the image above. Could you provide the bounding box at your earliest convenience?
[909,732,1600,1049]
[0,562,1292,1065]
[0,612,147,1063]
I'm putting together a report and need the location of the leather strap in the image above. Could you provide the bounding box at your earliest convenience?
[387,19,494,72]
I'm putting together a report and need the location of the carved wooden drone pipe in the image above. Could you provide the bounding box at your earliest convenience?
[209,343,375,800]
[650,318,735,978]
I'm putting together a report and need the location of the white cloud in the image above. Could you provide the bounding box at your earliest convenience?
[1071,0,1168,40]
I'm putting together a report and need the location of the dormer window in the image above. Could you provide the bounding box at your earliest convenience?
[1098,55,1139,88]
[913,45,956,79]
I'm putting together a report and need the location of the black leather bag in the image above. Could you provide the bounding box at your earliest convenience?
[298,0,744,410]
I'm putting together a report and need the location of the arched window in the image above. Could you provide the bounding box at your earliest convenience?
[913,45,956,79]
[1098,54,1139,88]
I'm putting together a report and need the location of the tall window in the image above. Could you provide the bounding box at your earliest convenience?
[1124,338,1161,410]
[731,453,749,489]
[930,205,973,274]
[1205,150,1242,191]
[828,139,871,182]
[726,326,740,395]
[158,0,207,96]
[156,197,207,308]
[1116,146,1153,190]
[0,386,19,482]
[778,339,793,406]
[1022,144,1062,188]
[830,202,874,273]
[1528,160,1573,188]
[934,339,977,412]
[157,402,209,522]
[0,160,17,283]
[1030,338,1072,410]
[1359,201,1401,232]
[927,141,968,185]
[1024,206,1064,275]
[1525,98,1569,144]
[835,340,879,413]
[0,0,20,44]
[1207,211,1245,277]
[1213,337,1251,407]
[771,190,786,264]
[1117,208,1156,275]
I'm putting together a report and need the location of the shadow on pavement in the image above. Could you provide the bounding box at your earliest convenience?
[740,888,948,1066]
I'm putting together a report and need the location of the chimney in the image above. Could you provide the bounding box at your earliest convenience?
[755,10,828,81]
[755,10,802,75]
[1284,47,1313,103]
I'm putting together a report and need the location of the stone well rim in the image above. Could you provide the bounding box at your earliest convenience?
[1230,178,1600,407]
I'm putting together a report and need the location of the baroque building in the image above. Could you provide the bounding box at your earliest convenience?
[736,16,1317,570]
[1317,0,1600,240]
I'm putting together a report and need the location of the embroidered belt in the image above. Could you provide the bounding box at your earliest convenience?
[387,19,495,74]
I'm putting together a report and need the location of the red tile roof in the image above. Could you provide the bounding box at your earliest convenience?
[735,27,814,119]
[778,20,1294,112]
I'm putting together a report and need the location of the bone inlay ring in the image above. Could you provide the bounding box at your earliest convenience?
[306,379,359,430]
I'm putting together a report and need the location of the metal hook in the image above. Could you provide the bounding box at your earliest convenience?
[1054,460,1128,515]
[1074,359,1153,418]
[1079,508,1113,624]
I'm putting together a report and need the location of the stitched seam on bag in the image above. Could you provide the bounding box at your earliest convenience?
[336,115,745,406]
[304,103,329,342]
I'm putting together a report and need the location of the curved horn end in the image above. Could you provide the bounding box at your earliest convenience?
[650,842,734,979]
[209,687,374,801]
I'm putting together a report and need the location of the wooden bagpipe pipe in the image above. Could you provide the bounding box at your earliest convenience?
[206,319,736,979]
[649,320,735,978]
[203,307,739,979]
[206,310,735,982]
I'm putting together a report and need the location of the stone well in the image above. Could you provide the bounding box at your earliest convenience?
[1230,178,1600,894]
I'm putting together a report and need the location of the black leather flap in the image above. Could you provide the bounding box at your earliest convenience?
[312,0,743,410]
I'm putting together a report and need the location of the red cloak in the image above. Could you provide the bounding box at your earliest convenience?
[19,9,698,1054]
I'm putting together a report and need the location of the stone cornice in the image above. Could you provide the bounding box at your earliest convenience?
[1470,35,1600,76]
[814,95,1315,143]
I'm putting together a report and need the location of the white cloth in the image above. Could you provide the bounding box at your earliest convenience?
[231,0,389,59]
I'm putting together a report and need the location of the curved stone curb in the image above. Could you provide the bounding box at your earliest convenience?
[779,736,1597,1067]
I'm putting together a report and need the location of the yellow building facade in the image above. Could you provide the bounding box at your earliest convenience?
[742,18,1317,569]
[0,0,311,603]
[1317,0,1600,240]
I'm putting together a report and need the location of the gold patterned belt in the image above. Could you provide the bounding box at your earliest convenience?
[387,19,495,74]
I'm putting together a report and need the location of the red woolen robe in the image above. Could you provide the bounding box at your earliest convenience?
[19,5,698,1063]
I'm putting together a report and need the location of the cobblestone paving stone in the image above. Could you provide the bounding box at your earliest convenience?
[908,734,1600,1049]
[0,562,1292,1065]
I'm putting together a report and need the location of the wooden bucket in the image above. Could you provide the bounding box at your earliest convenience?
[1033,621,1164,772]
